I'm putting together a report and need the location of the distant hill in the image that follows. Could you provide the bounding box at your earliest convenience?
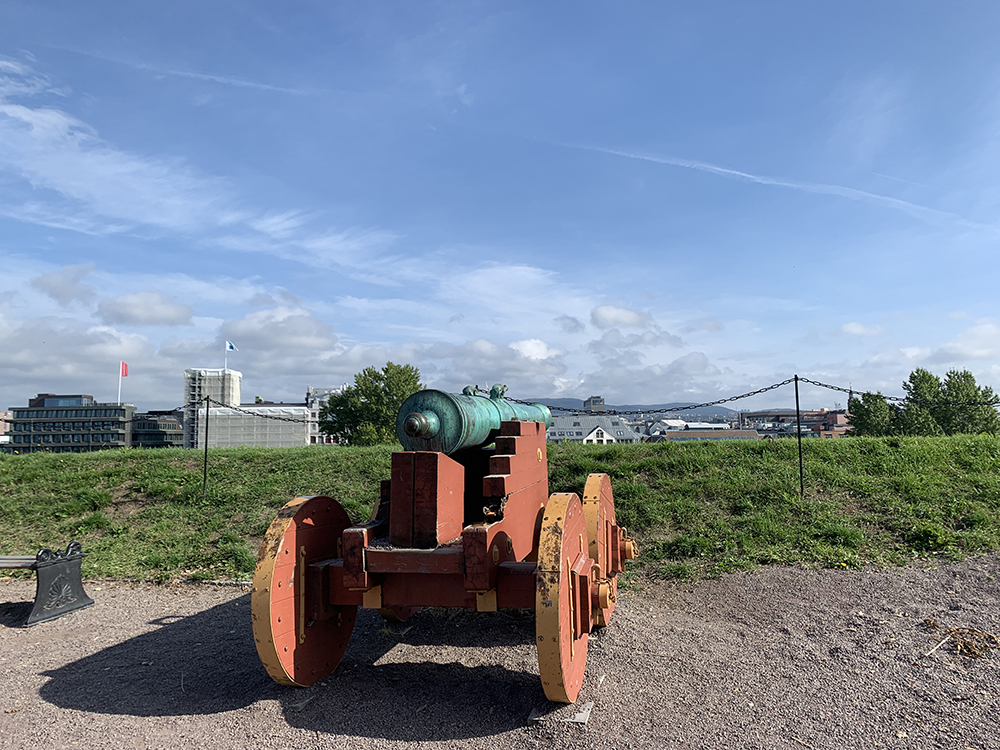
[523,397,737,419]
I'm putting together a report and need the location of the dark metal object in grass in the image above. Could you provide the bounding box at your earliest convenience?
[794,374,804,498]
[202,395,210,500]
[0,541,95,626]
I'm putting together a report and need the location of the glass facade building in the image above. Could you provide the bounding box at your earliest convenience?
[5,394,136,454]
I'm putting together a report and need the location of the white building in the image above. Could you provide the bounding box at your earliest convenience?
[306,385,348,445]
[546,414,643,444]
[194,404,310,448]
[183,368,242,448]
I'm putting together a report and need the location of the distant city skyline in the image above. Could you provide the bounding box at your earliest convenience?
[3,3,1000,411]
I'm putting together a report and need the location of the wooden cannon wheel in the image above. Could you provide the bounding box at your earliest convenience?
[535,492,592,704]
[582,473,618,628]
[251,495,357,687]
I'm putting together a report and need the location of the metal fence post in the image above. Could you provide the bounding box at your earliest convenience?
[794,375,804,497]
[202,395,210,499]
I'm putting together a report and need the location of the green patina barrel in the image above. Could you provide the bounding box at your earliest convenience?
[396,386,552,454]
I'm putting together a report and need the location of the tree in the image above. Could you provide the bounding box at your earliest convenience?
[848,368,999,437]
[319,362,424,446]
[897,369,945,436]
[939,369,1000,435]
[847,391,897,436]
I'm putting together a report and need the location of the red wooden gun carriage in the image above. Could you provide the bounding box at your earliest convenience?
[251,385,637,703]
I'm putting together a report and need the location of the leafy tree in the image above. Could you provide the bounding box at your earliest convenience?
[848,368,999,437]
[847,391,897,436]
[939,369,1000,435]
[893,402,943,437]
[897,369,945,436]
[319,362,424,445]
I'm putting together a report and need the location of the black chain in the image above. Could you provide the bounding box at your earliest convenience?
[4,375,997,433]
[797,377,1000,408]
[477,378,797,416]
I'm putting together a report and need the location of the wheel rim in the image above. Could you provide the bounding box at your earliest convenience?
[251,495,357,687]
[535,492,591,703]
[582,473,618,627]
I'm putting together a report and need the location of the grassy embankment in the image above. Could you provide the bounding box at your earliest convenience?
[2,435,1000,582]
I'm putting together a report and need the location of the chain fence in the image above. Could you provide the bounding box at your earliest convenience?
[2,375,999,431]
[6,377,1000,499]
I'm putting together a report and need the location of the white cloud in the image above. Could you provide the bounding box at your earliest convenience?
[30,263,95,305]
[588,327,683,358]
[928,321,1000,363]
[865,346,932,366]
[0,100,238,234]
[554,314,584,334]
[0,311,155,404]
[510,339,563,360]
[96,292,194,326]
[417,338,568,395]
[219,307,339,354]
[249,292,275,307]
[0,59,395,272]
[681,319,723,334]
[590,305,651,329]
[249,210,314,239]
[842,322,881,336]
[578,351,723,403]
[0,56,55,99]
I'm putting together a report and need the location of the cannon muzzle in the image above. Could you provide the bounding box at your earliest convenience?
[396,386,552,454]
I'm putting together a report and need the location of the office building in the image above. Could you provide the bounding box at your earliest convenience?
[5,394,135,454]
[132,410,185,449]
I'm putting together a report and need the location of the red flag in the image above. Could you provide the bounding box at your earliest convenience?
[121,361,129,377]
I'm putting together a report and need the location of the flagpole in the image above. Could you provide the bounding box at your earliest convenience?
[117,362,122,405]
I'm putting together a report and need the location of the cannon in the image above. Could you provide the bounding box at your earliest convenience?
[251,385,637,703]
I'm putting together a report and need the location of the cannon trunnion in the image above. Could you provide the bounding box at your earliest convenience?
[251,387,637,703]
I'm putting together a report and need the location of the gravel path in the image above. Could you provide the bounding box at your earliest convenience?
[2,557,999,750]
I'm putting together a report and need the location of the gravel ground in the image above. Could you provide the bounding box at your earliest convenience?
[1,557,999,750]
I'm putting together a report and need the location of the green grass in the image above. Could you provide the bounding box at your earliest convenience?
[0,445,391,582]
[3,435,1000,582]
[547,435,1000,577]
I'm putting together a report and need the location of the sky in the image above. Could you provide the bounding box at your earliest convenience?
[2,1,1000,412]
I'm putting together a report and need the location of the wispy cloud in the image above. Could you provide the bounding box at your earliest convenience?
[0,99,237,233]
[570,144,995,233]
[145,66,309,95]
[64,49,313,95]
[0,58,395,274]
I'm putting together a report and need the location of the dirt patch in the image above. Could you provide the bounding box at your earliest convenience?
[1,557,998,750]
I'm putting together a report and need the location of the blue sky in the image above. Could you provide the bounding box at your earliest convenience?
[2,2,1000,411]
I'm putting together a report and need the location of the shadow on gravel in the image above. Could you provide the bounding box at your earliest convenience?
[0,600,33,628]
[39,593,274,716]
[38,594,547,740]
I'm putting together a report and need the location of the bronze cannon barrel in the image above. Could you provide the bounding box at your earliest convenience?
[396,387,552,454]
